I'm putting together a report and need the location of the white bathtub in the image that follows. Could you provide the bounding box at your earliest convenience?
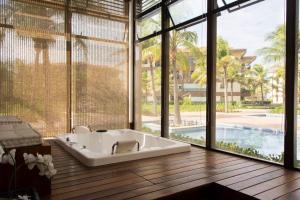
[55,129,191,167]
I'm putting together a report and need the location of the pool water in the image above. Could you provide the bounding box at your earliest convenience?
[170,124,300,159]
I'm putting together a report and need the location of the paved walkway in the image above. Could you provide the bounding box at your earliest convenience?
[142,109,299,131]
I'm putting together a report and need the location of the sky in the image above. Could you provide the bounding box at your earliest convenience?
[217,0,285,63]
[175,0,286,67]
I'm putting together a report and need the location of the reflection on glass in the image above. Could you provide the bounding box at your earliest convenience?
[215,0,286,163]
[135,36,161,136]
[141,0,162,12]
[168,0,207,25]
[137,9,161,38]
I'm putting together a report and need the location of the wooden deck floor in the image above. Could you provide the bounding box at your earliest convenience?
[46,141,300,200]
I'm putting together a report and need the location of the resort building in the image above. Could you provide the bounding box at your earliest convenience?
[141,48,255,103]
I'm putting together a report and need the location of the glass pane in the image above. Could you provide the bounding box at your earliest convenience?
[217,0,238,7]
[168,0,207,25]
[137,9,161,39]
[217,0,259,7]
[71,13,129,130]
[215,0,286,163]
[135,36,161,136]
[169,23,207,146]
[71,0,127,16]
[141,0,161,12]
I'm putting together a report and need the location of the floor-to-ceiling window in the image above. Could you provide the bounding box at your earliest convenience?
[135,5,162,135]
[167,0,207,146]
[134,0,208,139]
[215,0,286,163]
[0,0,129,137]
[133,0,300,168]
[135,36,162,136]
[168,24,207,146]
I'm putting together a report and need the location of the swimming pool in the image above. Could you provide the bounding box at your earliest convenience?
[170,124,300,159]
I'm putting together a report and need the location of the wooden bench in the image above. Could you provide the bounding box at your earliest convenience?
[0,116,52,197]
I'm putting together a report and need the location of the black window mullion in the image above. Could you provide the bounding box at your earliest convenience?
[206,0,217,149]
[284,0,299,169]
[131,0,137,129]
[65,0,72,133]
[161,1,170,138]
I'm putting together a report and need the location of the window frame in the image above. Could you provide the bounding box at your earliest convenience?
[132,0,300,169]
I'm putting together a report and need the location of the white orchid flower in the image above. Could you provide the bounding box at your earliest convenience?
[1,149,16,166]
[0,145,4,163]
[36,153,44,163]
[17,194,31,200]
[23,153,37,170]
[23,153,56,179]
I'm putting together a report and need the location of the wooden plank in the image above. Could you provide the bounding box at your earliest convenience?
[217,165,280,186]
[47,141,300,200]
[255,178,300,200]
[276,189,300,200]
[240,171,300,196]
[144,157,245,180]
[227,169,286,191]
[51,176,148,200]
[149,158,245,184]
[52,173,143,195]
[94,163,268,200]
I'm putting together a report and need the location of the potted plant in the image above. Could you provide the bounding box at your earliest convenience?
[0,145,56,200]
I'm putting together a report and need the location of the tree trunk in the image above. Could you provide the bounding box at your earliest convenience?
[172,57,182,125]
[224,69,228,113]
[149,58,158,116]
[32,45,41,106]
[260,84,264,101]
[42,41,52,135]
[230,80,234,105]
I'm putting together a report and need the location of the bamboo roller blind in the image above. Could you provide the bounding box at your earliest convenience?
[0,0,129,137]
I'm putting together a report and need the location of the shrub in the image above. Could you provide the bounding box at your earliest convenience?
[172,133,284,163]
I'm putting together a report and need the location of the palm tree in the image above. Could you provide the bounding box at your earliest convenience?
[259,25,285,65]
[170,30,198,125]
[259,25,288,104]
[191,46,207,88]
[227,63,242,104]
[217,38,241,112]
[251,64,268,101]
[11,4,59,133]
[142,38,161,116]
[218,55,240,112]
[272,67,284,102]
[74,37,88,113]
[193,37,242,112]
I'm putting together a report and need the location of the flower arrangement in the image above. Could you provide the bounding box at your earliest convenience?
[0,144,56,200]
[23,153,57,179]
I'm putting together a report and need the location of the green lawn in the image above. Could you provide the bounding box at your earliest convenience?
[142,103,206,115]
[142,102,241,115]
[269,106,300,114]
